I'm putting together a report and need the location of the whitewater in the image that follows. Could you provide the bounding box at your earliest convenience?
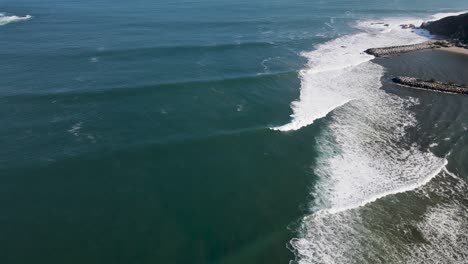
[0,13,32,26]
[277,11,468,264]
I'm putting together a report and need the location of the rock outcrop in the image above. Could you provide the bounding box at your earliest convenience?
[421,13,468,43]
[392,76,468,94]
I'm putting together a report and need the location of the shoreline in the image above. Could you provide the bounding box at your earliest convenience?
[367,43,468,57]
[438,46,468,56]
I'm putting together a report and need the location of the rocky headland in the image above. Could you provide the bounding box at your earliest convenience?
[421,12,468,43]
[365,12,468,57]
[368,13,468,95]
[392,76,468,95]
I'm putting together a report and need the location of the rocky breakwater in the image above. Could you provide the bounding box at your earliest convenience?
[392,76,468,94]
[365,41,443,57]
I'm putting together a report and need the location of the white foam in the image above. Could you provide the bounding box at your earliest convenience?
[289,11,465,264]
[291,14,452,213]
[279,12,461,212]
[310,80,447,213]
[404,184,468,264]
[272,16,431,131]
[430,10,468,21]
[292,170,468,264]
[317,158,448,215]
[0,13,32,26]
[68,122,82,137]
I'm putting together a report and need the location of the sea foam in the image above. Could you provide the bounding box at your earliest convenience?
[273,11,468,132]
[0,13,32,26]
[287,12,466,264]
[273,16,429,131]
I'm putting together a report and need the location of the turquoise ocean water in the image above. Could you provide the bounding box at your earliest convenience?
[1,1,468,263]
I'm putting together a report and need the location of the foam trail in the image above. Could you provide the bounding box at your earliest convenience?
[443,167,459,179]
[316,158,448,215]
[292,170,468,264]
[406,202,468,264]
[309,80,447,213]
[0,13,32,26]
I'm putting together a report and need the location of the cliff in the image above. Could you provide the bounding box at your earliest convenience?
[421,13,468,42]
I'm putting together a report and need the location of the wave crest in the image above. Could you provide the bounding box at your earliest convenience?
[0,13,32,26]
[272,16,430,131]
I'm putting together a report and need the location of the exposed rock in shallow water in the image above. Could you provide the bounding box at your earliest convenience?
[392,76,468,94]
[400,24,416,29]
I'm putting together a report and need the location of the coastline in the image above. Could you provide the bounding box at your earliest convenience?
[366,40,468,57]
[439,46,468,56]
[292,14,468,263]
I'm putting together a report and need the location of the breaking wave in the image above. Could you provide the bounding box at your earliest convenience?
[284,12,468,264]
[272,16,431,131]
[0,13,32,26]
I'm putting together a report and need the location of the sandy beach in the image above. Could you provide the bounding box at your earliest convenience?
[439,46,468,56]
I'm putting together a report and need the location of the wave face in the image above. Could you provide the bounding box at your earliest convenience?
[0,13,32,26]
[287,12,468,264]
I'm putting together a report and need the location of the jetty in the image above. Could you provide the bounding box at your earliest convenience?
[392,76,468,94]
[365,41,445,57]
[366,13,468,57]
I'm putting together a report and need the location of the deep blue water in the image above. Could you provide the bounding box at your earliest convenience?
[1,1,468,263]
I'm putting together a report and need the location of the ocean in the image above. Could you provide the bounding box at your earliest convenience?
[1,0,468,263]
